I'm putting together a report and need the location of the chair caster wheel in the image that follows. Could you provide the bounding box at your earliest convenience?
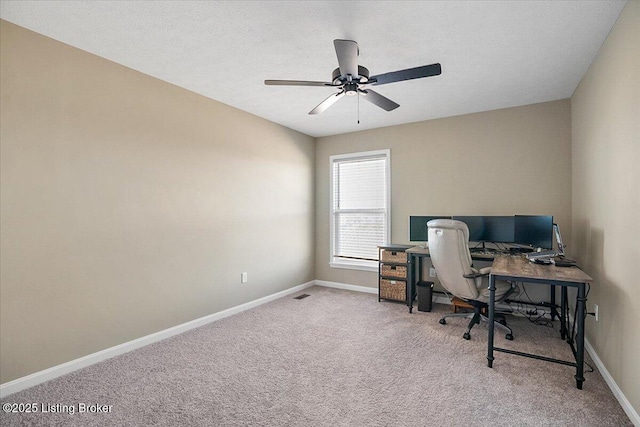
[463,332,471,340]
[439,318,446,325]
[505,333,514,341]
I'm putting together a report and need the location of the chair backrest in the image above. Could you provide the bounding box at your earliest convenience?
[427,219,480,301]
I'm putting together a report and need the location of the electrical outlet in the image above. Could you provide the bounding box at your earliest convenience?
[429,267,436,278]
[241,272,248,283]
[594,304,599,322]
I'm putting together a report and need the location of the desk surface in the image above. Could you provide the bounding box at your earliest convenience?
[491,255,593,283]
[406,245,429,254]
[406,245,496,261]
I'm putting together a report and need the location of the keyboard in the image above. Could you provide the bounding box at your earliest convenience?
[526,250,559,260]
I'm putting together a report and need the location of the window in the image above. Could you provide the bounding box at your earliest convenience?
[330,150,390,271]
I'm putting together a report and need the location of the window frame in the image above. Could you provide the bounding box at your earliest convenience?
[329,149,391,272]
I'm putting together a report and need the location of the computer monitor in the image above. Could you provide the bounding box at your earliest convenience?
[451,216,484,242]
[514,215,554,249]
[409,216,451,242]
[554,223,565,255]
[452,216,514,243]
[481,216,515,243]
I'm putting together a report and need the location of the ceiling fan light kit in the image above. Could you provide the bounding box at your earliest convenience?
[265,39,441,116]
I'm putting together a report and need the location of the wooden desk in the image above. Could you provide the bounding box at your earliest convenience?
[487,255,593,389]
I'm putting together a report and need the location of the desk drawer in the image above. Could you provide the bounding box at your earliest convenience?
[381,264,407,279]
[379,279,406,301]
[380,249,407,264]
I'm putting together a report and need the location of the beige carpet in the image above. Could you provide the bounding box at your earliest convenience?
[0,286,632,426]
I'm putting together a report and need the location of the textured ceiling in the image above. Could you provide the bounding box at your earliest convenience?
[0,1,627,138]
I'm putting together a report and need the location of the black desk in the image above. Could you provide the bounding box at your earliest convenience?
[488,255,592,389]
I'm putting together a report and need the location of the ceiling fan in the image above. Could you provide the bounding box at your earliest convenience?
[265,39,441,115]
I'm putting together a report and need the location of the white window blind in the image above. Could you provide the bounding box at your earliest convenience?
[330,150,390,269]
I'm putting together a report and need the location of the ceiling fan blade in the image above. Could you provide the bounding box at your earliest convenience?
[333,39,358,78]
[359,89,400,111]
[265,80,333,87]
[371,63,441,86]
[309,91,346,115]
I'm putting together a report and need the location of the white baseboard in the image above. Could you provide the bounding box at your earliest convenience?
[318,279,638,424]
[0,280,315,398]
[559,312,640,426]
[314,280,378,294]
[4,279,638,425]
[433,294,452,305]
[585,338,640,426]
[314,280,454,306]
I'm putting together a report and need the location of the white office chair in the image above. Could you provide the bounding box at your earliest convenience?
[427,219,514,340]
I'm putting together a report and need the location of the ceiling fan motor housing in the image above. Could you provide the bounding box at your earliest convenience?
[332,66,370,86]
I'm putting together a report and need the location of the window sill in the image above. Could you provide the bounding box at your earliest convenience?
[330,260,378,272]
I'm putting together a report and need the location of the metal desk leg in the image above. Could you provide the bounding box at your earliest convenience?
[487,274,496,368]
[575,283,586,389]
[413,256,423,305]
[407,254,414,313]
[550,285,557,321]
[561,286,567,340]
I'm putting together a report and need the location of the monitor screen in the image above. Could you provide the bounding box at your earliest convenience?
[409,216,451,242]
[554,223,564,255]
[514,215,554,249]
[451,216,484,242]
[481,216,515,243]
[452,216,514,243]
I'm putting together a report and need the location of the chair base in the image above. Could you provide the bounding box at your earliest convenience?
[439,310,513,341]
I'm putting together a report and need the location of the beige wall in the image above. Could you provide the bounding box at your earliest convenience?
[571,1,640,415]
[0,21,315,383]
[3,4,638,416]
[316,100,572,293]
